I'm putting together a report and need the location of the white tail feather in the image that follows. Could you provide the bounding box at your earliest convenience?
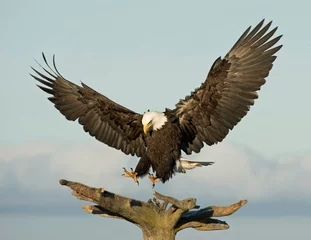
[174,157,214,173]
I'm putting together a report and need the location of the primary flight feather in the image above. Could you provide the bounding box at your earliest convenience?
[32,19,282,187]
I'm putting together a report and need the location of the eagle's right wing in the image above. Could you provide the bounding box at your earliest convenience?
[31,54,146,157]
[173,20,282,154]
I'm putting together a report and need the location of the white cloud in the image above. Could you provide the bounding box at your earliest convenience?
[0,143,57,162]
[0,142,310,208]
[0,142,150,195]
[167,143,311,202]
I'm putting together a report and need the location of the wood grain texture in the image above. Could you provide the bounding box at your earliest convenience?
[60,179,247,239]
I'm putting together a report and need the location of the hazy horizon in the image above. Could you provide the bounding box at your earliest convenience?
[1,0,311,239]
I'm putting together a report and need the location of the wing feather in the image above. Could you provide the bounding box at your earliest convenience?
[32,54,145,157]
[173,20,282,154]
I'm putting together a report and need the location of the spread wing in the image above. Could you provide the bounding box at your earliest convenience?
[31,54,146,157]
[173,20,282,154]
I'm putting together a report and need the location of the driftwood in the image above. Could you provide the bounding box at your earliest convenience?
[59,179,247,240]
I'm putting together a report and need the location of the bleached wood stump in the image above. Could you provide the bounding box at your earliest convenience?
[59,179,247,240]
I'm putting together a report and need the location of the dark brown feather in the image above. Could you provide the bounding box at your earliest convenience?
[32,54,145,157]
[173,20,282,154]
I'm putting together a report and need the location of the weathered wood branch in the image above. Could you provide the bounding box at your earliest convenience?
[60,179,247,240]
[153,191,198,210]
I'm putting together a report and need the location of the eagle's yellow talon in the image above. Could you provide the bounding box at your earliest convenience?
[122,168,139,185]
[148,173,160,188]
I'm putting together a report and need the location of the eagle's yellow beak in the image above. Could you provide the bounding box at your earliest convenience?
[143,122,152,134]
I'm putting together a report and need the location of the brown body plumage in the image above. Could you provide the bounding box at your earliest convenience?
[143,112,182,181]
[31,20,282,183]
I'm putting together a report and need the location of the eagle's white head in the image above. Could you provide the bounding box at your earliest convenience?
[142,111,167,134]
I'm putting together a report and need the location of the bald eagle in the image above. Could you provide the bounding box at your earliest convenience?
[31,20,282,186]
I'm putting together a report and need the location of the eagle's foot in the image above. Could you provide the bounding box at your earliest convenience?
[122,168,139,185]
[148,173,160,188]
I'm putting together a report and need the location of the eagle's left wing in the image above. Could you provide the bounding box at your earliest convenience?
[31,54,146,157]
[172,20,282,154]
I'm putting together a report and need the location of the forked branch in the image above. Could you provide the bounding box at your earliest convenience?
[60,179,247,240]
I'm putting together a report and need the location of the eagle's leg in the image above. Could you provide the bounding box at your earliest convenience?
[122,168,139,185]
[148,173,160,188]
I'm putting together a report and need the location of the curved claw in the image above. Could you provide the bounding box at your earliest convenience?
[148,173,160,188]
[122,167,139,185]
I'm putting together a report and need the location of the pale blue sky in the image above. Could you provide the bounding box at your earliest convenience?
[1,0,310,155]
[1,0,311,239]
